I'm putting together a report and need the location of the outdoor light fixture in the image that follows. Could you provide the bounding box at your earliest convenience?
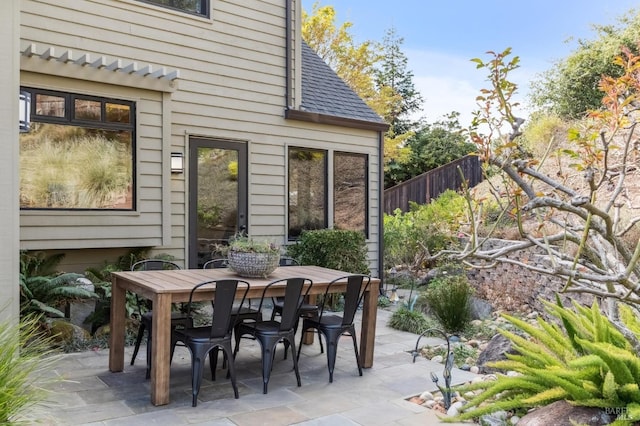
[19,90,31,133]
[171,152,184,173]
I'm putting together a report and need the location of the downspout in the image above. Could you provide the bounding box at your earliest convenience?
[378,130,384,295]
[284,0,292,109]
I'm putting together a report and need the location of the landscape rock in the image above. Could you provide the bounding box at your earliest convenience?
[477,333,518,374]
[470,296,493,320]
[517,400,614,426]
[479,410,508,426]
[49,319,91,346]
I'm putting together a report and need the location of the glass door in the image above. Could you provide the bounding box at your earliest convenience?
[188,138,247,268]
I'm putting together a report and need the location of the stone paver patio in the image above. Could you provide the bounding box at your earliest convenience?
[26,308,476,425]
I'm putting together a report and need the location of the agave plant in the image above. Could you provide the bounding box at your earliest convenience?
[449,295,640,425]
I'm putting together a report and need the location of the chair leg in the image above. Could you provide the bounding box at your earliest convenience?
[296,324,307,362]
[287,334,302,388]
[260,340,277,394]
[190,347,208,407]
[323,330,339,383]
[317,329,324,354]
[145,331,152,380]
[297,324,323,362]
[350,328,363,377]
[221,343,239,399]
[210,347,219,381]
[130,322,145,366]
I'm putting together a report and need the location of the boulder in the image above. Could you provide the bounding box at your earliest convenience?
[477,333,517,374]
[518,400,614,426]
[49,319,91,346]
[470,296,493,320]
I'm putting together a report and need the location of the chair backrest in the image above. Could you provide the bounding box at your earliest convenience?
[130,260,182,311]
[258,277,312,331]
[279,256,300,267]
[202,258,228,269]
[320,275,371,326]
[131,259,181,271]
[186,279,250,338]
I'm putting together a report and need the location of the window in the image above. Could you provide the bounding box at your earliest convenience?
[334,152,368,235]
[288,147,369,239]
[20,88,135,210]
[138,0,209,17]
[288,147,327,238]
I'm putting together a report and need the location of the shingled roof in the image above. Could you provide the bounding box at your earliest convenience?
[299,41,387,127]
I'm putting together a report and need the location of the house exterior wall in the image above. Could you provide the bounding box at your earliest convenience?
[19,0,381,276]
[0,0,20,323]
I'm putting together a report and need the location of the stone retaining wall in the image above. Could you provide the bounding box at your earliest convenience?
[465,238,595,314]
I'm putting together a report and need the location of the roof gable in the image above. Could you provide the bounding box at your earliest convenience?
[299,41,387,127]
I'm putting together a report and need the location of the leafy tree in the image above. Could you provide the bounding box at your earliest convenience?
[302,3,380,106]
[302,4,424,180]
[530,9,640,118]
[448,46,640,346]
[375,26,424,135]
[385,112,476,187]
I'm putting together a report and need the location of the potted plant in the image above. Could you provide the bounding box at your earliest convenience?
[221,235,281,278]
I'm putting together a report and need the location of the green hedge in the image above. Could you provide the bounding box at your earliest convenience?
[286,229,370,274]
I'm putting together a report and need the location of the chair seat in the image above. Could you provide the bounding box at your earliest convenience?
[237,320,283,335]
[305,314,343,328]
[273,299,317,314]
[142,311,191,323]
[233,306,260,316]
[174,326,230,342]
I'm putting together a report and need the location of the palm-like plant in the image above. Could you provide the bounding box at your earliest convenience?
[19,251,97,318]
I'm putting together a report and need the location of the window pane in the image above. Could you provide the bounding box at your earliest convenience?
[141,0,207,15]
[334,152,367,234]
[20,123,133,209]
[35,94,65,117]
[106,103,131,124]
[288,148,327,238]
[75,99,101,121]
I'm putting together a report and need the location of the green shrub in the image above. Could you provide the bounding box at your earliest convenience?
[19,251,96,318]
[84,248,170,332]
[451,298,640,424]
[424,273,474,334]
[422,342,479,367]
[286,229,369,274]
[388,306,435,334]
[383,190,466,270]
[0,313,60,423]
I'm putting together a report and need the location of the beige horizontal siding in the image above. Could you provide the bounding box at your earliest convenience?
[20,0,381,274]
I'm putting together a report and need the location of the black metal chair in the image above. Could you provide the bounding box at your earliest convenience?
[130,259,192,379]
[171,279,250,407]
[297,274,371,383]
[270,257,322,355]
[202,258,228,269]
[203,258,261,368]
[233,277,312,394]
[203,257,261,328]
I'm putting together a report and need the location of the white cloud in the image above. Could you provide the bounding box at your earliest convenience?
[405,48,539,126]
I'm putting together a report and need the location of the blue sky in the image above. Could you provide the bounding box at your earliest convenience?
[301,1,639,125]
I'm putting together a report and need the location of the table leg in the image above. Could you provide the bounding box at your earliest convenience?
[109,277,126,372]
[359,285,377,368]
[302,294,317,345]
[150,293,171,406]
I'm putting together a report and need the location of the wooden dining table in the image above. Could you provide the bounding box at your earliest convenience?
[108,265,380,406]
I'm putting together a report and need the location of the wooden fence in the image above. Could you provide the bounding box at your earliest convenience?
[383,155,483,214]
